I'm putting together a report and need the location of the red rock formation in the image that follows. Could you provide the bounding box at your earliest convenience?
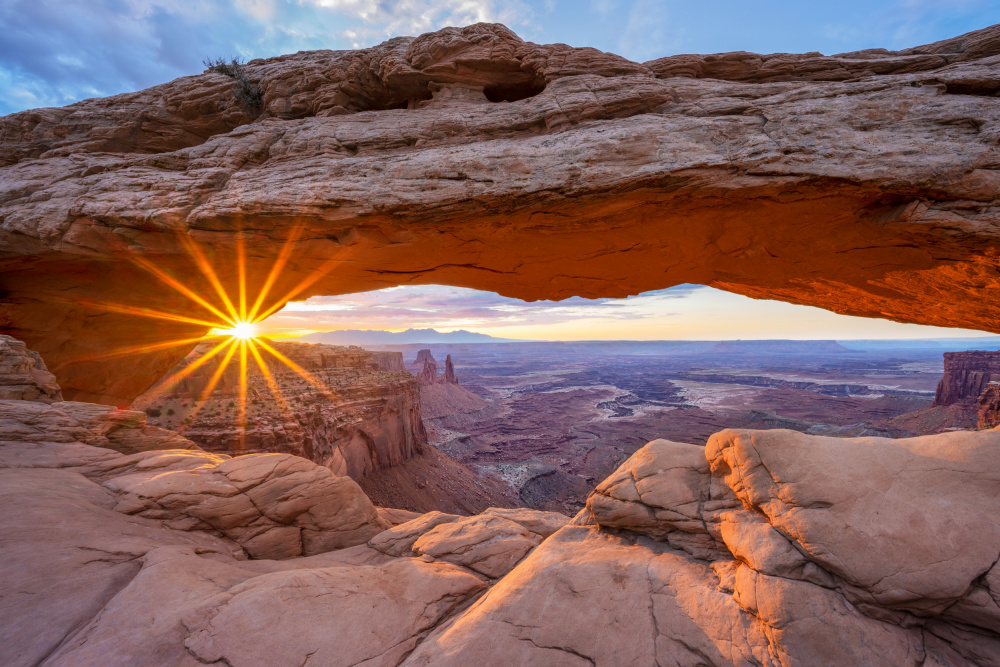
[409,349,438,373]
[4,335,1000,663]
[412,351,488,419]
[0,334,62,402]
[134,341,428,479]
[416,358,439,386]
[933,350,1000,406]
[413,351,459,386]
[2,23,1000,405]
[979,382,1000,429]
[369,350,407,373]
[443,354,458,384]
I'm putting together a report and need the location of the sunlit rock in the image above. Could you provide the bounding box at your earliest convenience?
[2,23,999,405]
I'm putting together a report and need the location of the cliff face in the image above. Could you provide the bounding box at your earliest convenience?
[932,350,1000,407]
[979,382,1000,429]
[5,333,1000,665]
[134,342,427,479]
[408,349,438,374]
[2,23,1000,405]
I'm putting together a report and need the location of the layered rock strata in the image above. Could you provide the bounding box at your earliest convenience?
[933,350,1000,407]
[135,341,428,479]
[0,334,62,402]
[409,349,439,374]
[2,23,999,404]
[4,337,1000,664]
[980,382,1000,428]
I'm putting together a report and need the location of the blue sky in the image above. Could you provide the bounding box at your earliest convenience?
[2,0,997,115]
[4,0,998,340]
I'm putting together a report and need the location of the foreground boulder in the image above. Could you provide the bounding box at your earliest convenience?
[408,430,1000,665]
[0,339,563,666]
[2,24,999,405]
[4,337,1000,664]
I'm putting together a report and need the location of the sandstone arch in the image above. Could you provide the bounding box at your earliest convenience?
[1,22,999,405]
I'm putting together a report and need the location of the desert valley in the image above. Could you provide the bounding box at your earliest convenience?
[2,14,1000,667]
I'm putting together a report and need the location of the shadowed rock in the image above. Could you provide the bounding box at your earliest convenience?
[2,23,999,404]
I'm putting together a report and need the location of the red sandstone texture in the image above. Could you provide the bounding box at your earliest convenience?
[933,350,1000,406]
[925,350,1000,428]
[134,341,427,478]
[3,336,1000,665]
[1,23,999,405]
[979,382,1000,428]
[135,340,512,513]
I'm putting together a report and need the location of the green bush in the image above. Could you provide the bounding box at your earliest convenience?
[203,56,262,115]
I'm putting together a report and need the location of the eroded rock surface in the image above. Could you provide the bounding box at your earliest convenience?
[370,507,569,578]
[980,382,1000,428]
[134,341,428,478]
[934,350,1000,407]
[6,393,1000,663]
[0,334,62,401]
[5,340,1000,664]
[2,23,1000,404]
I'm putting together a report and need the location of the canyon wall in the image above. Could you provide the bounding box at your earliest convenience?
[1,23,998,405]
[933,350,1000,408]
[4,334,1000,665]
[135,341,427,479]
[980,382,1000,429]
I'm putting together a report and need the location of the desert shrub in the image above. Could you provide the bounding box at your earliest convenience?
[146,407,161,418]
[203,56,262,116]
[166,408,175,416]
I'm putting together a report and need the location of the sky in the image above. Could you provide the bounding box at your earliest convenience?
[258,285,1000,341]
[4,0,999,341]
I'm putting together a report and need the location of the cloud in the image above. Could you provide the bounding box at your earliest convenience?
[617,0,683,61]
[0,0,537,115]
[259,284,707,334]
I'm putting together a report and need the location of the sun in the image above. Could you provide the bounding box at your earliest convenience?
[227,321,258,340]
[71,224,347,448]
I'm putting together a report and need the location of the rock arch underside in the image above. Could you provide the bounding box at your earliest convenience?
[1,23,999,405]
[5,22,1000,667]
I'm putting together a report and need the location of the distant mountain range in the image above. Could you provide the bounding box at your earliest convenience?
[299,328,519,345]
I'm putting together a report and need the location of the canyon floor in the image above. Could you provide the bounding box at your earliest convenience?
[368,340,990,515]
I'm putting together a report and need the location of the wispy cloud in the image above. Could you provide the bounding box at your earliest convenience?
[0,0,537,115]
[618,0,683,61]
[260,284,706,335]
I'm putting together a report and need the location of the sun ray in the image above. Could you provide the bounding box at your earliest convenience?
[178,234,241,323]
[246,338,294,415]
[69,298,229,330]
[102,227,358,449]
[255,338,340,401]
[238,339,248,450]
[123,249,236,326]
[246,225,305,324]
[237,233,247,323]
[253,254,347,323]
[143,336,238,403]
[179,337,242,428]
[71,335,215,362]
